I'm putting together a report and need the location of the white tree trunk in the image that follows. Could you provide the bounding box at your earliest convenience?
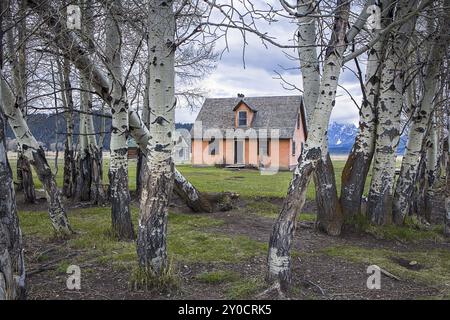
[0,26,25,296]
[5,1,36,204]
[75,0,105,204]
[393,16,447,224]
[341,0,390,217]
[367,0,418,225]
[295,0,341,230]
[105,0,134,240]
[267,0,350,290]
[1,77,72,236]
[136,0,177,275]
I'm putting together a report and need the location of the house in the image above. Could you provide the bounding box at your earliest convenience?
[128,138,139,159]
[173,130,191,164]
[191,95,307,170]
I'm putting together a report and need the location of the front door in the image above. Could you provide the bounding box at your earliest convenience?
[234,140,244,164]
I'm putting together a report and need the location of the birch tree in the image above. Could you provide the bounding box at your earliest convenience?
[1,1,72,237]
[136,0,177,275]
[289,0,342,233]
[0,94,25,300]
[367,0,420,225]
[104,0,135,240]
[75,1,105,204]
[267,0,351,291]
[58,57,76,198]
[393,1,449,224]
[341,0,392,218]
[0,9,25,298]
[24,0,211,217]
[5,0,36,203]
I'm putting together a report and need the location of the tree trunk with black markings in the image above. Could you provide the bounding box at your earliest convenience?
[341,0,390,217]
[367,0,418,225]
[393,11,448,224]
[16,154,35,203]
[267,0,349,291]
[0,105,25,300]
[58,57,76,198]
[105,0,134,240]
[294,0,341,232]
[0,12,25,297]
[75,1,105,205]
[136,65,151,198]
[5,0,36,203]
[137,0,177,274]
[1,76,72,236]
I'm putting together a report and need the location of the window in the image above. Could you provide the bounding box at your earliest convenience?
[292,141,296,156]
[297,113,300,129]
[208,137,217,155]
[238,111,247,127]
[259,139,270,156]
[179,149,184,158]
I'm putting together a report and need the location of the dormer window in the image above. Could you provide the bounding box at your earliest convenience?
[238,111,247,127]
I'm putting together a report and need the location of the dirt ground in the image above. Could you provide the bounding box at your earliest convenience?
[18,193,450,300]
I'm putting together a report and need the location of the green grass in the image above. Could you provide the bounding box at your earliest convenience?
[226,277,265,299]
[10,158,137,191]
[321,245,450,295]
[18,206,267,269]
[346,214,445,243]
[9,157,351,200]
[196,270,240,284]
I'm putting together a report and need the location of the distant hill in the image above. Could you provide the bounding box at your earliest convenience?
[5,113,193,150]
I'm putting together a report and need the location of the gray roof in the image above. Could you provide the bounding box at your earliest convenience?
[193,95,304,139]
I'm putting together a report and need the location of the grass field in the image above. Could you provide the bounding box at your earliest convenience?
[10,154,449,300]
[8,155,377,200]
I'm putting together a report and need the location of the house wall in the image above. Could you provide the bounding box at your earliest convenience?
[289,112,307,168]
[192,138,293,170]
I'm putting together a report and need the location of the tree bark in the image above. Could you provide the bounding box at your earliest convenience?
[105,0,134,240]
[16,153,36,203]
[74,1,105,205]
[295,0,341,231]
[137,0,177,274]
[5,0,36,203]
[423,117,440,221]
[136,65,151,197]
[0,10,25,296]
[267,0,350,290]
[340,0,390,217]
[1,77,72,236]
[0,105,25,300]
[393,13,448,224]
[57,57,76,198]
[367,0,418,225]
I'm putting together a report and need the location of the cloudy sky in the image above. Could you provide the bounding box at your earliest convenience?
[175,6,365,126]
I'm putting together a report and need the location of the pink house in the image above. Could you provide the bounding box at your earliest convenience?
[191,95,307,170]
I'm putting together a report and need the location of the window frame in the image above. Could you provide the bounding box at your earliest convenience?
[238,111,247,127]
[208,137,217,156]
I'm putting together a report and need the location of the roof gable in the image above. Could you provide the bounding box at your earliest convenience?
[232,100,257,112]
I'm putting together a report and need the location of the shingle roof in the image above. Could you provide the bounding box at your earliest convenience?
[192,95,304,139]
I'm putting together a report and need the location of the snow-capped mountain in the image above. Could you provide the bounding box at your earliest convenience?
[327,122,407,155]
[327,122,358,153]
